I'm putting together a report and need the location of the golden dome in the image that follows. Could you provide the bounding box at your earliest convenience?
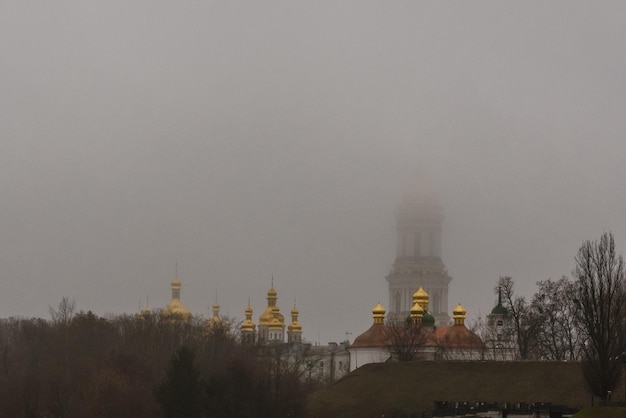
[413,286,429,310]
[269,306,283,331]
[453,303,466,316]
[241,303,256,334]
[288,303,302,334]
[372,303,386,324]
[413,286,429,301]
[453,303,467,326]
[208,299,221,326]
[410,302,424,324]
[162,299,191,318]
[410,301,424,316]
[162,275,190,320]
[259,281,283,326]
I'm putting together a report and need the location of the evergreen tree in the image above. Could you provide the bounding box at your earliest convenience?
[155,346,205,418]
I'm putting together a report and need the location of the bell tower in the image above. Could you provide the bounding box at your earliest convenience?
[386,182,451,325]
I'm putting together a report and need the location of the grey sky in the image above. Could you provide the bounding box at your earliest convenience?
[2,2,626,343]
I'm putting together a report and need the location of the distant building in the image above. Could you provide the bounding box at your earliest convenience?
[483,286,516,360]
[348,287,483,371]
[240,280,303,345]
[386,183,452,325]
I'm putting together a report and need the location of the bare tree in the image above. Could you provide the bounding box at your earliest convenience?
[531,277,583,360]
[49,297,76,327]
[499,277,540,359]
[383,317,428,361]
[574,232,626,401]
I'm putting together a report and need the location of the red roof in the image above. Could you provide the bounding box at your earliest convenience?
[350,323,483,350]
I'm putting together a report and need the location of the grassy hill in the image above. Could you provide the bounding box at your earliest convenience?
[307,361,615,418]
[572,407,626,418]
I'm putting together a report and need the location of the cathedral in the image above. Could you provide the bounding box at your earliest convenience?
[138,273,304,345]
[349,182,486,369]
[136,181,514,375]
[241,279,303,344]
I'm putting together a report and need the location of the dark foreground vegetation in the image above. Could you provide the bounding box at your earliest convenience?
[0,304,317,418]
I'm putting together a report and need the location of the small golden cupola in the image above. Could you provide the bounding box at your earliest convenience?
[453,303,467,326]
[287,303,302,343]
[211,297,221,323]
[241,300,256,335]
[413,286,429,311]
[410,301,424,324]
[162,274,191,320]
[259,278,283,326]
[372,303,386,325]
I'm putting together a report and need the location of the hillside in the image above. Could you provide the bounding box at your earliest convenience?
[307,361,613,417]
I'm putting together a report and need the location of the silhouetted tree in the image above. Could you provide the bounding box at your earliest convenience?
[155,346,205,418]
[531,277,583,360]
[384,317,427,361]
[499,276,540,359]
[574,232,626,401]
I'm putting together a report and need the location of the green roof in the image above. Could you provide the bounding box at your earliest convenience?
[490,303,508,315]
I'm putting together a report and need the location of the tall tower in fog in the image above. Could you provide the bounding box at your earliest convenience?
[386,183,451,325]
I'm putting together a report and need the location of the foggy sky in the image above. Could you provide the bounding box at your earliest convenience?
[2,2,626,344]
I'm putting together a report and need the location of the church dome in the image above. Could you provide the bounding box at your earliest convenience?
[162,274,190,320]
[453,303,467,326]
[435,324,484,350]
[413,286,429,302]
[453,303,466,317]
[422,311,435,327]
[491,303,508,315]
[162,299,191,318]
[372,303,386,324]
[410,301,424,315]
[350,304,388,348]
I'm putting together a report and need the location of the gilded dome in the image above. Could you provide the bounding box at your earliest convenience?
[453,303,467,326]
[410,301,424,316]
[453,303,466,317]
[372,303,386,324]
[241,303,256,333]
[162,275,190,320]
[413,286,429,301]
[162,299,191,318]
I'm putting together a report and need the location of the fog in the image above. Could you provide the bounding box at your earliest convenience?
[2,2,626,343]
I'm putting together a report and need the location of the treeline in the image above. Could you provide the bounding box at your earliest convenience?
[0,302,316,417]
[478,232,626,401]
